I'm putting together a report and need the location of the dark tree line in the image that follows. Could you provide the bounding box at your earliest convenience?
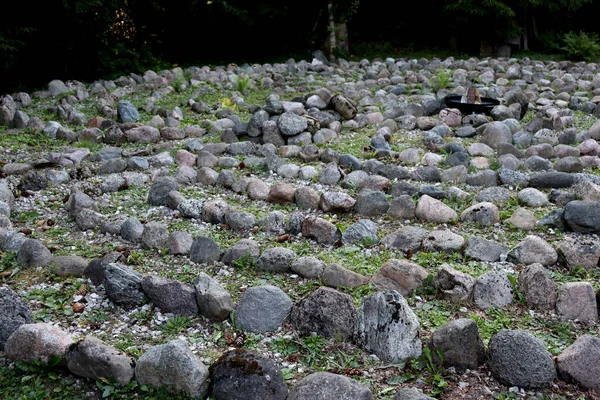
[1,0,599,93]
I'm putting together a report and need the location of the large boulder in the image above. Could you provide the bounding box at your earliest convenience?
[5,323,74,363]
[141,275,199,316]
[235,285,292,333]
[556,334,600,392]
[428,318,485,370]
[287,372,373,400]
[194,273,235,322]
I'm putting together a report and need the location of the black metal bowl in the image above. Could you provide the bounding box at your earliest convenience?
[444,95,500,115]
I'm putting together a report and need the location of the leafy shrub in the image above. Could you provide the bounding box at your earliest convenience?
[561,31,600,61]
[430,70,452,93]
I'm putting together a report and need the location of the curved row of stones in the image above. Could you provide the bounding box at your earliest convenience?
[2,54,600,398]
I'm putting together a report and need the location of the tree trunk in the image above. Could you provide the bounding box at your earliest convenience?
[328,2,337,57]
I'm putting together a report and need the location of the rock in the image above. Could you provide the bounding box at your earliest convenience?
[4,323,74,363]
[380,226,427,253]
[371,259,428,296]
[330,94,358,120]
[322,263,369,288]
[421,229,464,253]
[415,195,457,223]
[556,282,598,323]
[294,187,320,210]
[278,112,308,136]
[460,202,500,226]
[428,318,485,370]
[355,190,390,216]
[518,263,557,310]
[125,125,161,143]
[434,264,475,302]
[222,239,260,267]
[194,273,234,322]
[464,236,507,262]
[507,235,558,266]
[140,221,169,250]
[225,211,257,232]
[135,339,209,399]
[556,334,600,392]
[168,231,193,255]
[505,207,537,230]
[287,372,373,400]
[66,336,134,386]
[49,255,87,277]
[387,195,416,220]
[487,329,556,389]
[289,287,356,341]
[190,236,222,264]
[518,187,549,207]
[393,387,435,400]
[104,263,147,309]
[202,200,232,224]
[564,200,600,233]
[319,191,356,213]
[210,349,287,400]
[473,270,513,309]
[117,100,140,123]
[120,217,144,243]
[255,247,296,273]
[302,216,341,246]
[529,171,574,188]
[0,286,33,345]
[354,291,421,365]
[141,275,198,316]
[556,236,600,270]
[341,219,378,246]
[482,122,513,149]
[148,176,178,206]
[17,239,52,268]
[235,285,292,333]
[178,199,204,219]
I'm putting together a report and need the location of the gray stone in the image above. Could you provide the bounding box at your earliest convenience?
[0,286,32,345]
[421,230,464,253]
[168,231,193,255]
[518,263,556,310]
[235,285,292,333]
[194,272,234,322]
[476,187,511,204]
[393,387,435,400]
[464,236,507,262]
[507,235,558,266]
[211,349,287,400]
[190,236,222,264]
[125,126,161,143]
[255,247,296,273]
[104,263,147,309]
[225,211,257,232]
[564,200,600,233]
[387,195,416,220]
[148,176,178,206]
[380,226,427,253]
[4,322,74,363]
[202,200,232,224]
[322,263,369,288]
[473,270,513,309]
[487,329,556,389]
[135,339,209,399]
[556,282,598,323]
[341,219,378,246]
[290,256,325,278]
[460,202,500,226]
[319,163,342,185]
[290,287,356,341]
[354,291,421,365]
[117,100,140,123]
[556,334,600,392]
[120,217,144,243]
[260,211,286,235]
[302,216,341,246]
[66,336,134,386]
[505,207,537,231]
[319,191,356,213]
[142,275,199,316]
[221,239,260,267]
[529,171,574,188]
[415,195,457,223]
[482,122,513,149]
[556,236,600,270]
[428,318,485,370]
[287,372,373,400]
[178,199,204,219]
[434,264,475,302]
[371,259,428,296]
[518,187,549,207]
[49,255,87,277]
[355,190,390,216]
[278,112,308,136]
[294,187,320,210]
[17,239,52,268]
[141,222,169,250]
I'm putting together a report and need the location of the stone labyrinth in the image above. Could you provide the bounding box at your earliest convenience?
[2,53,600,399]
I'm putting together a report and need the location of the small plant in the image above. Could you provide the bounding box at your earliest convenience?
[161,315,193,337]
[561,31,600,62]
[221,97,239,112]
[430,70,452,93]
[235,74,251,93]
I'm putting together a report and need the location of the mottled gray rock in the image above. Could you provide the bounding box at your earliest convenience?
[178,199,204,219]
[194,272,234,322]
[355,190,390,216]
[190,236,222,264]
[415,195,457,223]
[0,286,32,345]
[460,202,500,226]
[564,200,600,233]
[104,263,147,309]
[142,275,198,316]
[387,195,416,220]
[518,187,549,207]
[482,122,513,149]
[507,235,558,266]
[141,222,169,250]
[505,207,537,230]
[434,264,475,302]
[260,211,286,235]
[380,226,427,253]
[473,270,513,309]
[428,318,485,370]
[148,176,178,206]
[49,255,87,277]
[393,387,435,400]
[487,329,556,389]
[319,191,356,213]
[135,339,209,399]
[290,287,356,341]
[464,236,507,262]
[322,263,369,288]
[518,263,556,310]
[371,259,428,296]
[235,285,292,333]
[117,100,140,123]
[556,282,598,323]
[168,231,193,255]
[211,349,287,400]
[302,216,341,245]
[354,291,421,365]
[255,247,296,273]
[17,239,52,268]
[341,219,378,246]
[556,334,600,392]
[120,217,144,243]
[287,372,373,400]
[294,187,320,210]
[66,336,134,386]
[4,322,74,363]
[556,236,600,270]
[221,239,260,267]
[421,230,464,253]
[225,211,257,232]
